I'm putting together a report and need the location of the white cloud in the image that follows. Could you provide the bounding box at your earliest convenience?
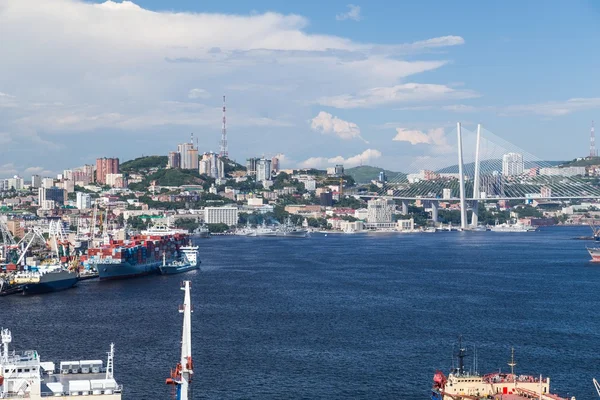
[299,149,381,169]
[336,5,362,21]
[188,88,211,99]
[310,111,366,142]
[0,163,18,176]
[0,0,468,170]
[317,83,478,109]
[393,127,452,153]
[441,104,477,112]
[24,166,45,174]
[501,98,600,116]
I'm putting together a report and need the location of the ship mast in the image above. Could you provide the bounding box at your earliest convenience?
[166,281,194,400]
[455,336,467,376]
[508,347,516,388]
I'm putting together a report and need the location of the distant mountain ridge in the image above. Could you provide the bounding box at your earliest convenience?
[436,160,563,174]
[345,165,406,184]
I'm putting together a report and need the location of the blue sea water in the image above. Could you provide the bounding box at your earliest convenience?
[3,226,600,399]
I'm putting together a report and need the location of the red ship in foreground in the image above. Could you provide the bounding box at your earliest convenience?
[431,338,575,400]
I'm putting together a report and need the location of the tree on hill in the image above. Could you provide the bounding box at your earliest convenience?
[121,156,168,172]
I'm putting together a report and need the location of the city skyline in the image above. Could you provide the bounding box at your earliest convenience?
[1,0,600,177]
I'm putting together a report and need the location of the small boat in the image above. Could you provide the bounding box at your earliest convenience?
[158,245,200,275]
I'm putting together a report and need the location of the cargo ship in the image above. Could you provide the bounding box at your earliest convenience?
[587,247,600,262]
[87,232,188,280]
[0,327,122,398]
[431,338,574,400]
[13,265,78,295]
[158,245,200,275]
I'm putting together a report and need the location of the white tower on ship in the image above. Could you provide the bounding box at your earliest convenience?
[166,281,194,400]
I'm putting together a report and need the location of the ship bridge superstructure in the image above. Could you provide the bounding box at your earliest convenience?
[0,328,122,399]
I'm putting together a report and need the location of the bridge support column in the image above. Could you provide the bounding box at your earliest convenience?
[401,200,408,215]
[471,201,479,227]
[471,123,481,228]
[457,122,467,230]
[431,200,439,224]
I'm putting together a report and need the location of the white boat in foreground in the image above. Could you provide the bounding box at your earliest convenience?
[0,328,122,399]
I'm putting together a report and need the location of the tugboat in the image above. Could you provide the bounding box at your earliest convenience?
[0,327,122,398]
[431,337,575,400]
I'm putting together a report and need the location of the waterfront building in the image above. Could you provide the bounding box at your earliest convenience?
[168,151,181,169]
[96,157,120,184]
[31,174,42,188]
[502,153,524,176]
[378,170,387,183]
[204,206,239,226]
[397,218,415,231]
[76,192,92,209]
[367,198,395,224]
[354,208,368,220]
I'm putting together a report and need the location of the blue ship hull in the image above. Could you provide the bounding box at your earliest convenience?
[158,263,200,275]
[22,276,78,295]
[96,260,162,280]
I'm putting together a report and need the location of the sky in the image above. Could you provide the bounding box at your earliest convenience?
[1,0,600,177]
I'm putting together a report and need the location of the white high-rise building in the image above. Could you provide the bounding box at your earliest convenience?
[76,192,92,210]
[199,153,225,179]
[366,198,395,224]
[31,175,42,189]
[204,206,239,226]
[6,176,24,190]
[42,177,55,189]
[178,142,199,170]
[502,153,524,176]
[256,158,272,182]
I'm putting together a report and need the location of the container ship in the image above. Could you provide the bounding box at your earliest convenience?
[431,339,575,400]
[0,327,122,398]
[87,232,188,280]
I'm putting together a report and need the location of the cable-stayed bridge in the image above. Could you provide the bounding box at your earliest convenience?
[362,123,600,228]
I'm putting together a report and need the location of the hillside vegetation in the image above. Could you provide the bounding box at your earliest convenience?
[345,165,405,184]
[121,156,168,172]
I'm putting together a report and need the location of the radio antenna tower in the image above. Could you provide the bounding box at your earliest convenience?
[220,95,228,158]
[591,121,597,158]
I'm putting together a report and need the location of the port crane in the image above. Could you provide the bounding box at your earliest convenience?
[166,281,194,400]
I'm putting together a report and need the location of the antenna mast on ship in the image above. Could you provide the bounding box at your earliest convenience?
[166,281,194,400]
[455,336,467,375]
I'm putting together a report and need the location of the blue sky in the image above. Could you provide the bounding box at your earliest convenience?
[0,0,599,177]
